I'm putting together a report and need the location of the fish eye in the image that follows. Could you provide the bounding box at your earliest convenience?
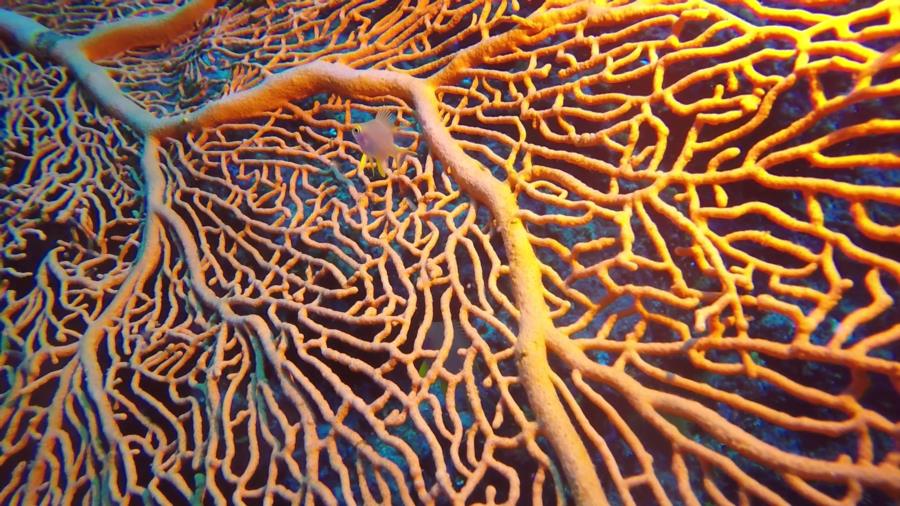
[352,126,361,134]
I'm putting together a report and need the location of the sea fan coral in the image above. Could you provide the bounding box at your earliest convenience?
[0,0,898,504]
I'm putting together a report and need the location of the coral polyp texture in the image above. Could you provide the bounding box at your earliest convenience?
[1,0,898,504]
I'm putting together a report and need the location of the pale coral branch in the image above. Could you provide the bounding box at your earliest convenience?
[1,0,217,135]
[0,3,207,500]
[0,12,158,134]
[49,40,160,134]
[0,6,45,50]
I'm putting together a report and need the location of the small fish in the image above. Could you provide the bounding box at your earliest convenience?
[351,109,403,177]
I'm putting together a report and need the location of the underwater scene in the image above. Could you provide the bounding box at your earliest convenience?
[0,0,898,504]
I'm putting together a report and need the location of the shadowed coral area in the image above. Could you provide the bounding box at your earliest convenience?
[0,0,898,504]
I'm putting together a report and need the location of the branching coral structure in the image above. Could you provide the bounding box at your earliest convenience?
[0,0,898,504]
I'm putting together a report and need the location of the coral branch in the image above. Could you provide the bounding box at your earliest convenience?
[1,0,898,504]
[77,0,216,60]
